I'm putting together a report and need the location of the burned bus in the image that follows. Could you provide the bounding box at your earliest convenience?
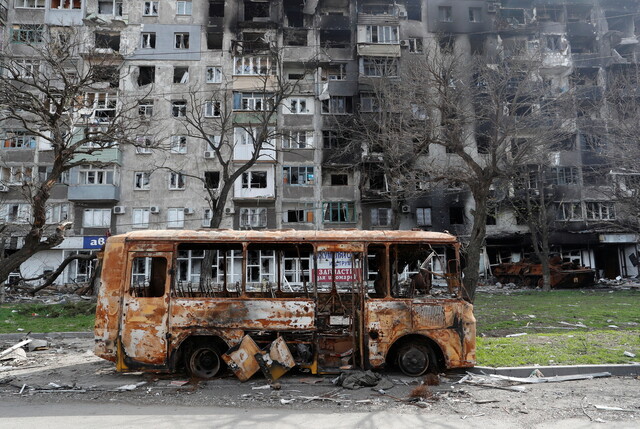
[94,230,475,379]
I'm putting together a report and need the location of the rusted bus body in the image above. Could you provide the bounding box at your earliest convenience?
[94,230,476,378]
[493,258,595,288]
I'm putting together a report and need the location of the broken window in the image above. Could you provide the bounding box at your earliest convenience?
[282,131,313,149]
[320,30,350,48]
[438,6,452,22]
[206,66,222,83]
[323,131,345,149]
[137,66,155,86]
[321,96,352,114]
[330,174,348,186]
[283,203,314,223]
[371,208,392,227]
[95,32,120,51]
[284,29,307,46]
[369,171,385,190]
[169,172,186,190]
[438,34,455,53]
[138,100,154,117]
[551,167,579,185]
[416,208,431,226]
[12,25,44,44]
[207,33,223,50]
[556,202,583,221]
[209,0,224,17]
[241,171,267,188]
[361,57,397,77]
[283,166,314,185]
[244,0,269,21]
[408,38,423,53]
[175,33,190,49]
[322,202,355,223]
[50,0,81,9]
[141,32,156,49]
[233,92,273,111]
[449,207,464,225]
[545,35,562,52]
[469,35,485,55]
[94,66,119,88]
[204,171,220,189]
[143,1,158,16]
[134,171,151,190]
[284,0,304,27]
[233,56,271,75]
[407,2,421,21]
[240,208,267,228]
[172,101,187,117]
[15,0,45,8]
[173,67,189,84]
[322,63,346,81]
[204,100,221,117]
[469,7,482,23]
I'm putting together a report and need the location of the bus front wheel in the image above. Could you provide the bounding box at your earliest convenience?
[186,343,222,379]
[397,343,433,377]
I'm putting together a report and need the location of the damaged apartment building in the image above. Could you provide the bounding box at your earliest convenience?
[2,0,640,285]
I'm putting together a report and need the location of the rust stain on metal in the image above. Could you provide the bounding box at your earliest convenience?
[222,335,262,381]
[493,257,595,288]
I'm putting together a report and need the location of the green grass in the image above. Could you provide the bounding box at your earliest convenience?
[474,290,640,366]
[0,301,96,334]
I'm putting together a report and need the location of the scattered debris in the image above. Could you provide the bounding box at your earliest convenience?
[559,321,588,328]
[424,373,440,386]
[333,370,394,390]
[505,333,528,337]
[299,377,323,385]
[169,380,188,386]
[27,339,49,352]
[223,335,296,382]
[116,381,147,391]
[594,405,637,412]
[488,372,611,384]
[475,399,500,404]
[279,398,295,405]
[251,385,271,390]
[623,351,636,358]
[409,384,432,400]
[0,339,33,359]
[0,347,27,362]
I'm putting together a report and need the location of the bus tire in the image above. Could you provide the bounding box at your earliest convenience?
[186,343,222,379]
[397,343,434,377]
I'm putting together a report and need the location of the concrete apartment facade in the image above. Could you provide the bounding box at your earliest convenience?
[1,0,639,285]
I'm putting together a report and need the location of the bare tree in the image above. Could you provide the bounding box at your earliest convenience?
[0,27,146,287]
[340,43,570,300]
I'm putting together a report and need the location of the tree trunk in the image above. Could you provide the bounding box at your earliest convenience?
[462,190,489,302]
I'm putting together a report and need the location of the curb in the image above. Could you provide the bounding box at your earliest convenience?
[469,364,640,377]
[0,332,93,341]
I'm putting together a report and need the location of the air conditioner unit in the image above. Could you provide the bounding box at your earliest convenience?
[400,39,409,47]
[204,151,215,159]
[225,207,235,214]
[184,207,195,215]
[150,206,160,214]
[113,206,126,214]
[487,2,497,13]
[0,184,9,192]
[398,11,407,18]
[401,205,411,213]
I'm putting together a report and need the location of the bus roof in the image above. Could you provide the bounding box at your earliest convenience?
[114,229,459,245]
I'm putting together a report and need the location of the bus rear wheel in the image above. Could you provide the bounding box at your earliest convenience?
[186,343,222,379]
[397,343,433,377]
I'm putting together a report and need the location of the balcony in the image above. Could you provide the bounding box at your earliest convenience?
[357,13,398,26]
[319,14,350,29]
[357,43,401,57]
[68,184,120,201]
[72,147,122,165]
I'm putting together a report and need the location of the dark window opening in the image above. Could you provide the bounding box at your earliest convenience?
[284,0,304,27]
[477,134,491,154]
[244,0,269,21]
[173,66,189,84]
[486,212,497,225]
[469,35,485,55]
[320,30,351,48]
[94,66,119,88]
[407,2,421,21]
[537,5,563,22]
[331,174,348,186]
[242,31,269,52]
[500,9,525,25]
[209,0,224,17]
[204,171,220,189]
[545,35,562,51]
[130,256,167,298]
[572,68,598,86]
[95,32,120,51]
[288,73,304,80]
[438,34,455,53]
[207,32,223,50]
[138,66,155,86]
[369,171,385,190]
[449,207,464,225]
[284,28,307,46]
[567,5,591,23]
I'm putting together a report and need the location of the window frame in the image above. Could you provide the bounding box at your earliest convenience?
[176,0,192,15]
[167,207,185,228]
[174,32,190,49]
[169,171,186,190]
[134,171,151,190]
[239,207,268,228]
[206,66,223,83]
[143,1,159,16]
[322,201,356,223]
[132,208,150,228]
[283,165,314,185]
[170,135,188,154]
[241,171,268,189]
[82,208,111,228]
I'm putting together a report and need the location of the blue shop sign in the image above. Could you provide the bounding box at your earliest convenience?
[83,236,107,249]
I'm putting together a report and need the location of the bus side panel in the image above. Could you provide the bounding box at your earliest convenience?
[94,238,127,362]
[170,298,316,331]
[365,299,476,369]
